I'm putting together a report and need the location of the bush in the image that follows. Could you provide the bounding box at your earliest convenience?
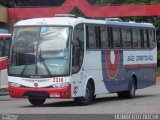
[157,67,160,76]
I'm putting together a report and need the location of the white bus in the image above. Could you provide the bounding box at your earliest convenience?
[8,15,156,105]
[0,34,11,88]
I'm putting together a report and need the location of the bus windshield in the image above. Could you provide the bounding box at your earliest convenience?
[9,26,71,77]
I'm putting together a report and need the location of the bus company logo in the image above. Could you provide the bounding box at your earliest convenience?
[73,86,78,95]
[34,83,38,88]
[106,50,120,79]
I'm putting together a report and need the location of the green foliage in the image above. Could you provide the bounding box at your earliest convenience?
[94,0,160,5]
[70,7,86,17]
[157,67,160,76]
[87,0,96,5]
[0,0,14,7]
[158,51,160,59]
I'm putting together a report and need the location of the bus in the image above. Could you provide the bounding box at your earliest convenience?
[8,15,156,105]
[0,33,11,88]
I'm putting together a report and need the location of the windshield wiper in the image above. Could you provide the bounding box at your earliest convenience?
[20,46,35,76]
[38,49,52,76]
[20,64,28,76]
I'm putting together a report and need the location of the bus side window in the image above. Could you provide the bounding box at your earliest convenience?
[142,29,149,49]
[100,26,109,48]
[132,28,141,48]
[112,27,121,48]
[4,39,11,57]
[122,28,131,48]
[72,24,84,74]
[87,25,96,49]
[0,39,4,57]
[95,26,101,48]
[149,29,155,49]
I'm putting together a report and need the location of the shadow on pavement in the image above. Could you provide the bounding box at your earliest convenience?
[20,94,158,108]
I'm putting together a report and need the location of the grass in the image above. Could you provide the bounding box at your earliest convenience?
[157,67,160,76]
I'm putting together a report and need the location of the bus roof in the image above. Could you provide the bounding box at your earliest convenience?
[14,17,155,28]
[0,34,11,39]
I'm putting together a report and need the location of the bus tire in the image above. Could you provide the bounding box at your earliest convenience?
[118,79,136,99]
[28,98,46,106]
[74,82,93,105]
[127,79,136,98]
[92,95,96,100]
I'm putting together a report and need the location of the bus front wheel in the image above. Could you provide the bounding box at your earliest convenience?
[28,97,46,106]
[74,82,93,105]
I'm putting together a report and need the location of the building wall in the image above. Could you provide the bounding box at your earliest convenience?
[0,5,7,23]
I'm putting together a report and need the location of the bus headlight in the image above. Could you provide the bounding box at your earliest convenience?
[52,82,69,88]
[9,82,21,87]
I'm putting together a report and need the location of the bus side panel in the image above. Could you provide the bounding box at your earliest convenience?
[137,67,156,89]
[71,51,108,98]
[125,67,156,89]
[83,51,109,95]
[123,48,157,89]
[100,48,156,93]
[101,50,129,93]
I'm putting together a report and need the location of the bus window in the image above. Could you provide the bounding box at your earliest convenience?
[143,29,149,49]
[100,26,109,48]
[112,27,121,48]
[0,39,4,56]
[149,29,155,49]
[132,28,141,48]
[0,34,11,57]
[95,26,101,48]
[87,25,96,49]
[72,24,84,73]
[4,39,11,56]
[0,39,10,57]
[121,28,131,48]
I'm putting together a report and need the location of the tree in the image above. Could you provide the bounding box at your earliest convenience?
[0,0,14,7]
[94,0,160,5]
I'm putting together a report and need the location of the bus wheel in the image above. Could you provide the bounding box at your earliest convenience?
[74,82,93,105]
[118,80,136,99]
[128,79,136,98]
[28,98,46,106]
[92,95,96,100]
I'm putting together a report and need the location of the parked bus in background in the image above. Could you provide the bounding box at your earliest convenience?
[0,33,11,88]
[8,15,156,105]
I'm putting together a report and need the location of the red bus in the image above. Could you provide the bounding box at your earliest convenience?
[0,34,11,88]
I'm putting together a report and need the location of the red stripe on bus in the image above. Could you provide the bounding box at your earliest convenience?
[124,63,157,68]
[0,57,8,70]
[0,34,11,39]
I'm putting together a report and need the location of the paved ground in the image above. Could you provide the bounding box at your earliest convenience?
[157,77,160,83]
[0,84,160,114]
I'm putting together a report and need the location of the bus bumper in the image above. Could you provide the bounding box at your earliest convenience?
[8,85,71,99]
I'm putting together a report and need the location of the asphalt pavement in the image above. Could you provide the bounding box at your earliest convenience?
[0,84,160,114]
